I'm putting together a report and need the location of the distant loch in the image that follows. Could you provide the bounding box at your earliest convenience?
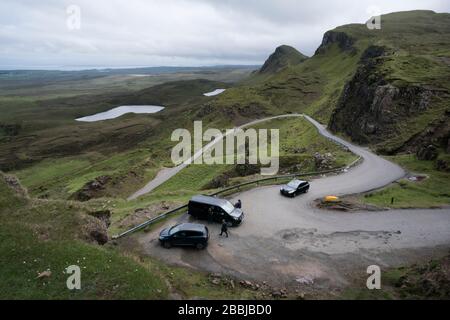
[76,105,165,122]
[203,89,226,97]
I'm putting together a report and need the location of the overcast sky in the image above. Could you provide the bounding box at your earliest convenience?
[0,0,449,69]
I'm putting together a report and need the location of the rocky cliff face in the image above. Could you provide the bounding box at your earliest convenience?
[399,111,450,156]
[315,31,356,55]
[328,45,447,153]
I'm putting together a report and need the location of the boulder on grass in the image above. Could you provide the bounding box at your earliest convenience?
[417,145,438,161]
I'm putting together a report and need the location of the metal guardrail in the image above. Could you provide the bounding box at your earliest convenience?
[112,157,361,239]
[112,203,189,239]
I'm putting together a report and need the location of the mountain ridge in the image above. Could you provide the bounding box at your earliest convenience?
[213,10,450,160]
[258,45,308,74]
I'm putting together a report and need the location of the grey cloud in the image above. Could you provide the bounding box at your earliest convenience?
[0,0,449,68]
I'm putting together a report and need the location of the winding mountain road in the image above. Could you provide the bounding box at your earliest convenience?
[139,114,450,290]
[128,113,305,200]
[130,113,405,199]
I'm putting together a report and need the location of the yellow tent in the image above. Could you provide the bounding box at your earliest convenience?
[324,196,340,202]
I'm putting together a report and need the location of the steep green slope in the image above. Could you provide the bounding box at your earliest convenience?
[328,10,450,154]
[326,11,450,209]
[211,34,362,123]
[0,173,165,299]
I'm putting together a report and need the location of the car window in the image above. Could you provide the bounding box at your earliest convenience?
[169,225,181,235]
[287,180,301,188]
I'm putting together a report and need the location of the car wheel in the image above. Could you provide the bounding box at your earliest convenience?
[196,243,206,250]
[195,243,206,250]
[163,241,172,249]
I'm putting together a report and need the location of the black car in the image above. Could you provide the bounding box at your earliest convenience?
[159,223,209,249]
[188,195,244,226]
[280,179,310,197]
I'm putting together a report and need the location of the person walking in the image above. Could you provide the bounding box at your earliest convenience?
[235,199,242,209]
[220,220,229,238]
[207,207,214,222]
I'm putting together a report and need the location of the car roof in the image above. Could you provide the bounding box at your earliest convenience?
[190,195,231,208]
[176,223,207,232]
[290,179,307,184]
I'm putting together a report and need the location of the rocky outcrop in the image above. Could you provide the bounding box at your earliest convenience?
[395,255,450,299]
[0,123,21,137]
[88,210,111,228]
[2,174,28,198]
[396,111,450,155]
[314,152,335,170]
[84,210,112,245]
[328,45,438,147]
[73,176,112,202]
[89,230,108,245]
[315,31,355,55]
[416,145,439,161]
[436,159,449,172]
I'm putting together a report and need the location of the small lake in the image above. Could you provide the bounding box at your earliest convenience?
[76,105,165,122]
[203,89,226,97]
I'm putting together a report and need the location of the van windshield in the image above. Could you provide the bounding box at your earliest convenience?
[221,201,235,214]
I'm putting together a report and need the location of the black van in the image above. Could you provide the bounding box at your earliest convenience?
[188,195,244,226]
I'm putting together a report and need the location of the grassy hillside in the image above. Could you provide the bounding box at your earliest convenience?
[362,154,450,208]
[0,173,273,299]
[0,173,164,299]
[0,79,235,198]
[341,254,450,300]
[0,66,255,98]
[0,65,256,172]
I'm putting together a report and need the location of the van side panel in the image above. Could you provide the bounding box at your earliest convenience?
[188,198,242,226]
[188,201,209,219]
